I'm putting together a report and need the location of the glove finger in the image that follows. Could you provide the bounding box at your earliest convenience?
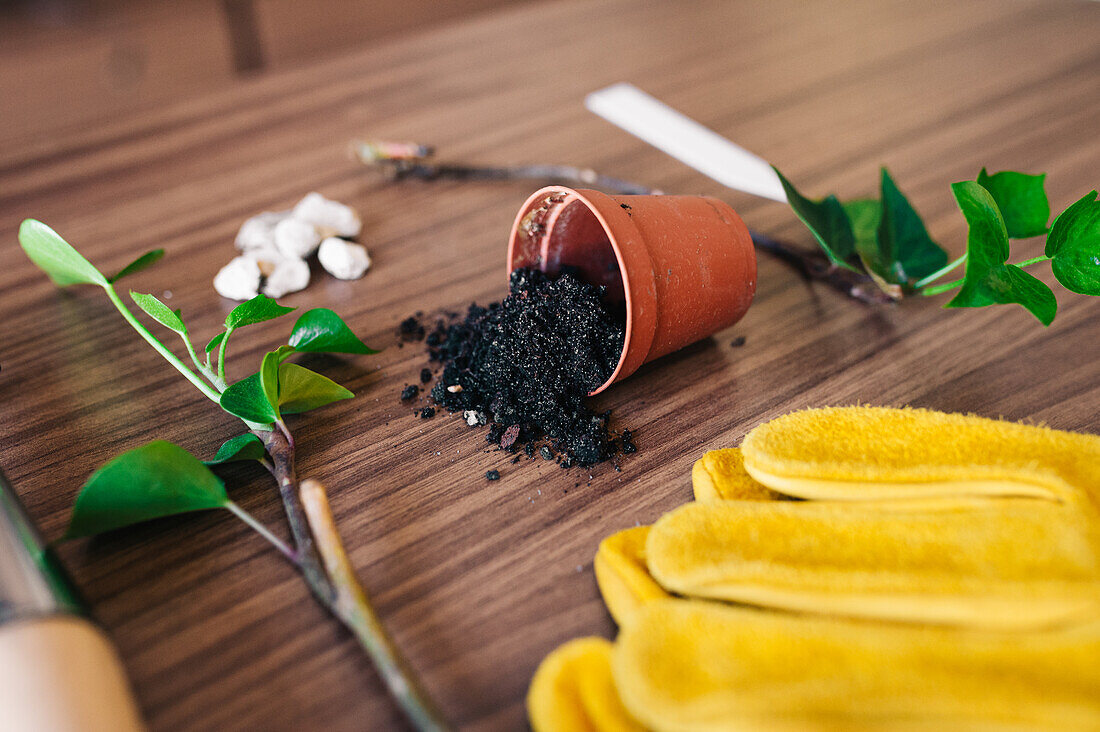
[528,637,648,732]
[740,406,1100,504]
[594,527,672,626]
[613,599,1100,732]
[692,448,783,502]
[646,499,1100,630]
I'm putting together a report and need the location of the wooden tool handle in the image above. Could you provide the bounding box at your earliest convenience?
[0,616,145,732]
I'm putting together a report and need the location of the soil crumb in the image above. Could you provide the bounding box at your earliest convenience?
[427,268,631,467]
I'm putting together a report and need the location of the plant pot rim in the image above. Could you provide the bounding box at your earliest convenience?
[507,185,658,395]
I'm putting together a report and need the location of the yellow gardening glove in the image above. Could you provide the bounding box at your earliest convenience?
[596,449,779,627]
[613,599,1100,732]
[594,527,672,626]
[595,450,775,627]
[691,448,781,502]
[533,407,1100,730]
[645,498,1100,629]
[528,637,647,732]
[655,407,1100,629]
[740,406,1100,505]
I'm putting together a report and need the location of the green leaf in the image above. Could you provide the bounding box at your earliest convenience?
[205,331,226,354]
[977,168,1050,239]
[288,308,378,354]
[945,181,1057,325]
[277,363,353,414]
[220,373,279,423]
[271,344,297,362]
[1045,190,1100,296]
[130,291,187,335]
[18,219,107,287]
[108,249,164,284]
[951,264,1058,325]
[843,199,881,251]
[204,434,267,465]
[260,350,282,420]
[219,360,351,422]
[773,167,858,270]
[64,441,228,540]
[878,168,948,283]
[225,294,295,330]
[952,182,1011,268]
[844,198,902,299]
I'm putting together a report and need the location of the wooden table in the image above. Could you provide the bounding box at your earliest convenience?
[2,0,1098,728]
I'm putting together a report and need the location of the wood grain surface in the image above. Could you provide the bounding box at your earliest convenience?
[2,0,1099,729]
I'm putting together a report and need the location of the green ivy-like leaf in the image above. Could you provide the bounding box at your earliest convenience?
[205,331,226,354]
[288,308,378,354]
[108,249,164,284]
[1045,190,1100,296]
[773,167,858,270]
[260,350,282,420]
[204,433,267,465]
[18,219,107,287]
[945,181,1057,325]
[277,363,353,414]
[843,199,881,251]
[64,441,228,539]
[130,291,187,335]
[843,198,902,299]
[271,344,297,362]
[977,169,1050,239]
[219,361,350,422]
[220,373,279,423]
[225,295,295,330]
[878,168,948,283]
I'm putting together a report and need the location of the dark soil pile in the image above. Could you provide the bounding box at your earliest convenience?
[426,268,631,467]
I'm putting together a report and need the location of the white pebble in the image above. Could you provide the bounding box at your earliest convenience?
[261,257,310,298]
[318,237,371,280]
[293,192,362,238]
[274,217,322,259]
[464,410,480,426]
[235,211,287,251]
[242,244,284,277]
[214,256,261,301]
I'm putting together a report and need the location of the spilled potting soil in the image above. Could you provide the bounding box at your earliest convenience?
[407,268,635,468]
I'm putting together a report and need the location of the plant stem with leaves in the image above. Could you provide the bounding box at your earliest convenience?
[773,167,1099,324]
[18,220,449,731]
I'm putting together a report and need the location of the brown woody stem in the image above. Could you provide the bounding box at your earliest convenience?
[256,428,335,605]
[353,140,887,304]
[300,479,449,732]
[747,230,895,305]
[257,428,447,730]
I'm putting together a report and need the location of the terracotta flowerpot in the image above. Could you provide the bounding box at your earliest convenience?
[507,186,756,395]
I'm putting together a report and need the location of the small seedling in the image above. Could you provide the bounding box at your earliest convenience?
[18,220,447,732]
[774,167,1100,325]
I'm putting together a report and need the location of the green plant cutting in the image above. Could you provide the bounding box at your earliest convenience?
[773,166,1100,324]
[17,220,449,732]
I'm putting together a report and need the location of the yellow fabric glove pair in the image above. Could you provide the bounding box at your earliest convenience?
[528,407,1100,731]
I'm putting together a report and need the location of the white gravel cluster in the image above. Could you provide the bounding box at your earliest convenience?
[214,192,371,300]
